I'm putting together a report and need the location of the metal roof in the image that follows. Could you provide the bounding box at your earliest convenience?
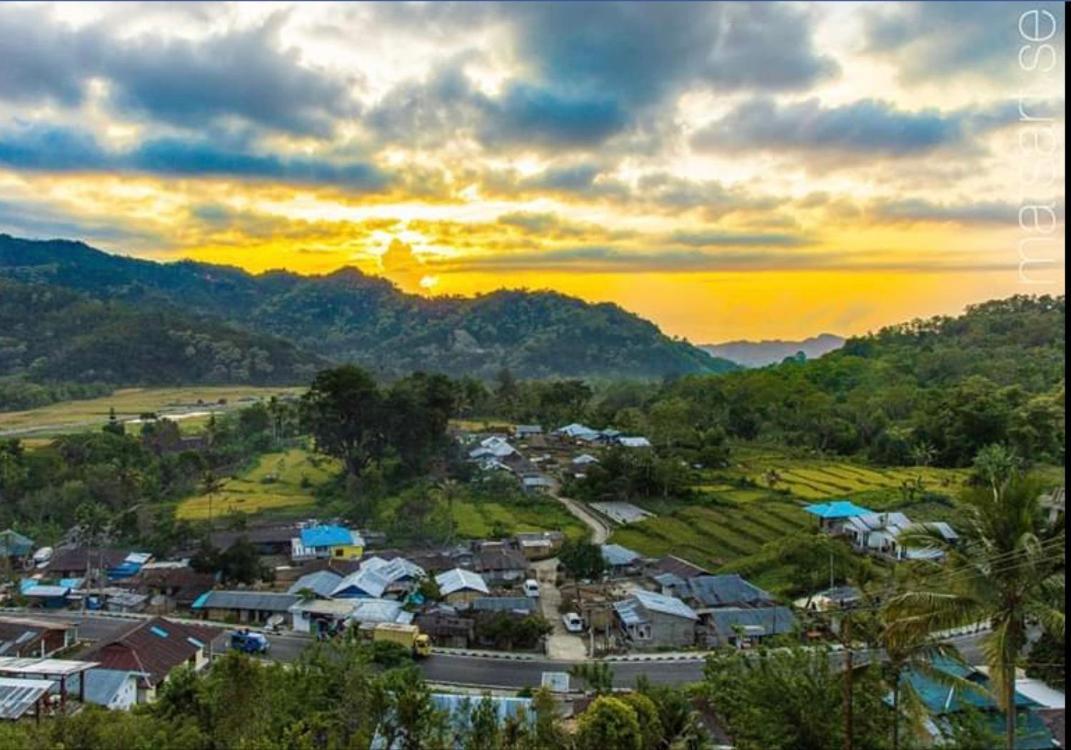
[618,436,651,448]
[191,590,299,612]
[287,570,344,598]
[289,599,359,617]
[435,568,490,596]
[331,567,389,599]
[687,574,772,607]
[349,598,408,624]
[66,668,140,708]
[299,525,358,549]
[705,606,796,637]
[803,500,874,519]
[572,453,599,465]
[626,590,698,621]
[0,677,53,720]
[22,585,70,598]
[601,544,641,567]
[0,657,98,677]
[361,556,425,584]
[470,597,535,613]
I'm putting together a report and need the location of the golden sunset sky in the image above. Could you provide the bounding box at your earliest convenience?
[0,2,1064,342]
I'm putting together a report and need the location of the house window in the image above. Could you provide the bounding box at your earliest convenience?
[334,548,344,557]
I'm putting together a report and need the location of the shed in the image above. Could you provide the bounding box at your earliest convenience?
[687,574,773,608]
[191,591,298,625]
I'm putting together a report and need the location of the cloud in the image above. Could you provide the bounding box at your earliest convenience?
[378,238,434,293]
[869,198,1063,226]
[669,230,808,247]
[0,124,390,189]
[0,8,358,136]
[691,98,1035,158]
[479,83,629,148]
[863,2,1065,83]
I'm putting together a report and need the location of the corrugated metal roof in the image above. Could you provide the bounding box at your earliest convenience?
[0,677,53,720]
[687,574,772,607]
[435,568,489,596]
[23,585,70,598]
[361,556,425,584]
[349,598,407,624]
[0,657,97,676]
[601,544,641,567]
[631,590,698,620]
[332,567,389,599]
[287,570,343,598]
[471,597,535,613]
[705,606,796,637]
[804,500,873,519]
[299,525,358,549]
[66,668,139,708]
[191,590,298,612]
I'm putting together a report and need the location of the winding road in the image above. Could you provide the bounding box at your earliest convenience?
[551,489,610,544]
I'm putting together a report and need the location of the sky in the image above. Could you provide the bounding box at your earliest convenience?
[0,1,1065,343]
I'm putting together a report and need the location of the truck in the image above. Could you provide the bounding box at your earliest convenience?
[359,622,432,658]
[230,630,270,654]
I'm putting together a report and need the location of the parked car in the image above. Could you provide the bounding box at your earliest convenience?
[562,613,584,633]
[230,630,270,654]
[523,579,541,598]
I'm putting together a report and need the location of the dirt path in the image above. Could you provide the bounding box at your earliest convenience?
[532,558,588,660]
[551,491,611,544]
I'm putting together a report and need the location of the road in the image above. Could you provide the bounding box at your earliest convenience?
[551,491,610,544]
[17,611,992,690]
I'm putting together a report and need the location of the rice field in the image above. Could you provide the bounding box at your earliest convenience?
[175,447,336,520]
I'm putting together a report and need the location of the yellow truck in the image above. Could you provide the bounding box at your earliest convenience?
[359,622,432,657]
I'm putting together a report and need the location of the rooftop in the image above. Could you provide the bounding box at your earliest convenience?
[687,574,773,608]
[804,500,874,519]
[299,525,361,549]
[435,568,490,596]
[191,590,299,612]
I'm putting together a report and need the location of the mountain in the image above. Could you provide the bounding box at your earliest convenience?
[701,333,845,367]
[0,234,735,383]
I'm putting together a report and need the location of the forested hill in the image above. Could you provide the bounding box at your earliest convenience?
[659,295,1065,467]
[0,234,732,380]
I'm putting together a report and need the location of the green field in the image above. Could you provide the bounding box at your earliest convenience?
[0,386,304,437]
[176,447,337,520]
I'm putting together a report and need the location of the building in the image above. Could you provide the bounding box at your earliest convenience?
[514,532,564,561]
[191,590,298,625]
[435,568,490,606]
[43,547,130,580]
[600,544,643,576]
[0,530,33,566]
[22,584,72,609]
[572,454,599,467]
[290,525,365,562]
[686,574,773,609]
[208,523,300,557]
[128,567,216,613]
[413,610,474,648]
[613,590,698,649]
[474,547,529,586]
[513,425,543,440]
[899,658,1057,749]
[470,597,537,616]
[288,599,358,635]
[521,473,554,494]
[331,567,390,599]
[844,513,958,561]
[804,500,875,534]
[616,436,652,448]
[80,618,219,703]
[469,436,518,461]
[554,423,600,441]
[0,616,77,658]
[701,606,796,648]
[67,668,142,711]
[349,598,413,626]
[287,570,344,599]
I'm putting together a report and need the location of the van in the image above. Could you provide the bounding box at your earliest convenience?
[523,579,540,598]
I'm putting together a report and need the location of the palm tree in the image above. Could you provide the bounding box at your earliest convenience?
[199,469,226,524]
[886,448,1065,750]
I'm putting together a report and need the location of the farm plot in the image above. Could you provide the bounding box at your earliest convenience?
[176,448,336,520]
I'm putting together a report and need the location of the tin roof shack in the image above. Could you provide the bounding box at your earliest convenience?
[129,567,216,613]
[0,617,77,658]
[474,547,529,587]
[614,590,699,650]
[81,618,219,703]
[514,532,564,561]
[702,606,796,649]
[435,568,490,607]
[0,657,98,717]
[191,591,298,626]
[600,544,643,577]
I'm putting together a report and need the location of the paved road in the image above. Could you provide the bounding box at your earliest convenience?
[18,611,992,690]
[552,492,610,544]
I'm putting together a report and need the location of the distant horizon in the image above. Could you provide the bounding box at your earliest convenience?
[0,3,1064,341]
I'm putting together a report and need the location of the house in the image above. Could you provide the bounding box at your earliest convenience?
[436,568,490,606]
[651,555,709,581]
[290,524,365,562]
[686,574,773,609]
[0,530,33,565]
[514,531,564,560]
[414,609,475,648]
[80,617,219,703]
[572,454,599,466]
[349,598,413,626]
[129,567,216,613]
[43,547,130,579]
[22,584,72,609]
[287,570,344,599]
[329,555,425,599]
[521,473,554,494]
[701,606,796,648]
[804,500,875,534]
[600,544,643,576]
[469,436,518,461]
[102,589,149,613]
[898,658,1056,749]
[617,436,652,449]
[474,547,529,586]
[0,616,77,657]
[208,523,300,557]
[470,596,537,616]
[288,599,358,635]
[613,590,698,649]
[378,548,457,575]
[331,567,390,599]
[844,513,958,561]
[554,423,600,441]
[191,590,299,625]
[513,425,543,440]
[108,552,153,581]
[66,668,142,711]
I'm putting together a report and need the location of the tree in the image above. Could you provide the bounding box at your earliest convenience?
[570,662,615,696]
[199,469,225,524]
[887,467,1065,750]
[559,539,605,581]
[301,366,387,481]
[574,695,643,750]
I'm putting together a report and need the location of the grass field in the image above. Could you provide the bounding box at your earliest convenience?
[175,447,337,520]
[0,386,304,437]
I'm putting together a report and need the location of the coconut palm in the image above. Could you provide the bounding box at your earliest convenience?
[886,447,1065,750]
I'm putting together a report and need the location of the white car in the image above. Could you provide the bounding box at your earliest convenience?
[562,613,584,633]
[523,579,541,598]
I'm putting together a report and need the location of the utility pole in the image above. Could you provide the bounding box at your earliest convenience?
[843,614,854,750]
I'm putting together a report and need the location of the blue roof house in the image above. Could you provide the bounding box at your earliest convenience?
[291,525,364,562]
[804,500,874,533]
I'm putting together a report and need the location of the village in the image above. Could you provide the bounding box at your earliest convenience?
[0,420,1062,746]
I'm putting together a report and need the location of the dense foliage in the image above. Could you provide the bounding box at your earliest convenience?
[0,234,732,383]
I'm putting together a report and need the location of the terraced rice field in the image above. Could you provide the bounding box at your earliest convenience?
[176,447,336,519]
